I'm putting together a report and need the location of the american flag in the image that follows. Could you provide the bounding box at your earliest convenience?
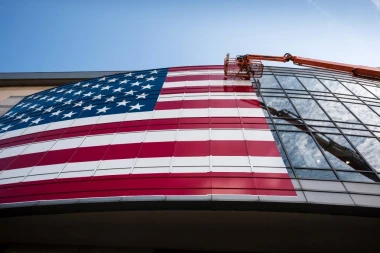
[0,66,296,205]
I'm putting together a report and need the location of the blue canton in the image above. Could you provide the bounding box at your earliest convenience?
[0,69,168,133]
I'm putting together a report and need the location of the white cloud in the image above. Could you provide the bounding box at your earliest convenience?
[372,0,380,11]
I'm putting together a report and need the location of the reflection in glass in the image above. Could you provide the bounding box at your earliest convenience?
[347,136,380,172]
[341,82,375,98]
[276,76,305,90]
[262,97,299,116]
[320,79,353,95]
[344,103,380,126]
[259,75,281,88]
[318,100,359,123]
[337,171,379,183]
[364,85,380,99]
[313,133,372,171]
[290,98,329,120]
[298,77,328,92]
[295,169,337,180]
[279,131,330,168]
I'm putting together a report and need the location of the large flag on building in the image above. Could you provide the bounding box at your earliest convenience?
[0,66,296,205]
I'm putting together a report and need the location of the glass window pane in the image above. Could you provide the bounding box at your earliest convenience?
[262,97,299,116]
[314,133,371,171]
[341,82,376,98]
[344,103,380,126]
[290,98,329,120]
[298,77,328,92]
[364,85,380,99]
[295,169,337,180]
[259,75,281,89]
[318,100,359,123]
[279,131,330,168]
[348,136,380,172]
[337,171,379,183]
[276,76,305,90]
[320,79,353,95]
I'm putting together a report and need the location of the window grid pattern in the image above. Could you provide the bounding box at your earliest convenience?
[257,67,380,184]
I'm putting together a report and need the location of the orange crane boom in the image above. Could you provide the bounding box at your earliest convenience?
[224,53,380,80]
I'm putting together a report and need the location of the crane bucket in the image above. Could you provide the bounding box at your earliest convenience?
[224,55,264,78]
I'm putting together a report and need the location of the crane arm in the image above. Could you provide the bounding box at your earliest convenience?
[226,53,380,80]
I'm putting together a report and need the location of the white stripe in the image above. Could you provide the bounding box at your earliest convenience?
[166,70,224,77]
[0,129,276,159]
[157,92,258,101]
[0,156,287,185]
[163,79,251,88]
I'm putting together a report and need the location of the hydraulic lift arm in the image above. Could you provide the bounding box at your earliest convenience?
[224,53,380,80]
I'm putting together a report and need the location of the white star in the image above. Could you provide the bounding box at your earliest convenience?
[73,82,81,86]
[57,89,65,93]
[96,106,110,114]
[136,74,145,79]
[106,96,116,102]
[150,70,158,74]
[15,103,24,108]
[4,111,13,116]
[40,96,48,100]
[136,93,148,99]
[21,117,32,123]
[31,117,43,124]
[83,104,95,111]
[49,88,57,93]
[131,81,141,86]
[98,77,106,81]
[65,89,74,94]
[83,91,94,97]
[55,97,65,103]
[125,90,136,96]
[92,84,100,89]
[130,103,144,110]
[34,95,41,99]
[124,73,133,77]
[64,99,73,105]
[1,125,12,131]
[51,110,62,116]
[47,96,56,101]
[119,79,129,84]
[9,113,17,118]
[92,94,103,100]
[108,78,117,83]
[82,83,91,87]
[44,107,54,113]
[74,90,82,96]
[101,85,111,90]
[113,87,125,93]
[15,113,25,120]
[141,84,154,90]
[74,101,84,107]
[146,76,156,81]
[63,111,76,118]
[21,103,30,108]
[117,100,130,106]
[34,106,44,111]
[29,104,38,109]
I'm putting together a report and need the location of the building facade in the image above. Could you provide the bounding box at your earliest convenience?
[0,65,380,252]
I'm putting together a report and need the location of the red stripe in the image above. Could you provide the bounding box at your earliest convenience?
[155,99,261,110]
[0,117,269,150]
[2,140,280,171]
[0,172,296,204]
[161,86,254,94]
[168,65,223,72]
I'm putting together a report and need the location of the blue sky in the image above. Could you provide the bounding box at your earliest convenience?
[0,0,379,72]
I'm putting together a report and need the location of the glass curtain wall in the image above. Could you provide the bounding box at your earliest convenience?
[256,67,380,183]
